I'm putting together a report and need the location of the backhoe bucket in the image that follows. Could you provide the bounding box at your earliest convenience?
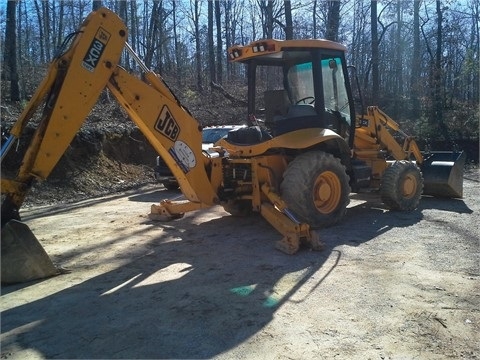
[420,151,466,198]
[1,220,59,284]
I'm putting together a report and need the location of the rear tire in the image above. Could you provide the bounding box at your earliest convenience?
[280,151,350,228]
[380,161,423,211]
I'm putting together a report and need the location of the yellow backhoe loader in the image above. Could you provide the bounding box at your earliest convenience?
[1,8,465,283]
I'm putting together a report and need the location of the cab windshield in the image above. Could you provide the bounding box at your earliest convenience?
[286,62,315,105]
[285,57,351,127]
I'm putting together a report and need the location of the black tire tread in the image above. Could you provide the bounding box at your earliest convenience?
[380,161,423,211]
[280,151,350,228]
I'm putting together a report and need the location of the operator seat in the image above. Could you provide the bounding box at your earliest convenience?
[271,104,326,136]
[226,126,272,145]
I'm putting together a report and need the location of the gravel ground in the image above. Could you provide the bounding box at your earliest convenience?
[1,167,478,359]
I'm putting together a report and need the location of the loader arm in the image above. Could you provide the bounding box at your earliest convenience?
[353,106,465,198]
[1,7,217,221]
[354,106,424,164]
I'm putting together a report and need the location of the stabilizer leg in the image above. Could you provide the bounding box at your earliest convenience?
[259,182,325,254]
[149,199,211,221]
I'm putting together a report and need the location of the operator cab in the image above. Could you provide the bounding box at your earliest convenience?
[227,39,355,146]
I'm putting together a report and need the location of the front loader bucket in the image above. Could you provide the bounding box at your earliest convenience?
[420,151,466,198]
[1,220,59,284]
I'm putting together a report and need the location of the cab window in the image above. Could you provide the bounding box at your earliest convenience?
[321,57,351,127]
[286,62,315,105]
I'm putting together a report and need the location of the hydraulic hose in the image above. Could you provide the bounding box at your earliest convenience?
[1,135,16,163]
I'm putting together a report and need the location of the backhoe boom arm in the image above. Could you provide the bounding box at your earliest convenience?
[1,7,217,219]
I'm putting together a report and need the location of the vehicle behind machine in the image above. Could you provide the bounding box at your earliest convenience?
[155,125,245,190]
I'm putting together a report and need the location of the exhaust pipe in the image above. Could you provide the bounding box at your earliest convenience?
[420,151,466,198]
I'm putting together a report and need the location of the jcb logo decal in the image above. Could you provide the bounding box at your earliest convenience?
[82,27,111,72]
[155,106,180,141]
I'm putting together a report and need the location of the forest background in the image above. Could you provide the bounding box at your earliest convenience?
[1,0,479,162]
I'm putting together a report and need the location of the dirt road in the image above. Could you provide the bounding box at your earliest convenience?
[1,171,479,359]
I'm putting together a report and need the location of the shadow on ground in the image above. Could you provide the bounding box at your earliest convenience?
[1,187,472,359]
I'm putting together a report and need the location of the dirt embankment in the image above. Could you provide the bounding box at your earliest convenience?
[1,102,159,207]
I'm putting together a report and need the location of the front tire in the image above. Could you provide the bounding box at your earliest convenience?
[380,161,423,211]
[280,151,350,228]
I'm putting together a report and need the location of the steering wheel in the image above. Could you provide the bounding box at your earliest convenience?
[295,96,315,105]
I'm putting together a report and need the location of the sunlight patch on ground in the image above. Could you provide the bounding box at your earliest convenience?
[101,273,143,296]
[132,262,193,287]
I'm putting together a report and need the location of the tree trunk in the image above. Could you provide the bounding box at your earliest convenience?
[129,1,138,54]
[260,1,274,39]
[117,1,129,68]
[434,0,448,139]
[325,0,340,41]
[33,0,45,63]
[393,1,403,118]
[284,0,293,40]
[172,0,181,82]
[224,2,233,79]
[144,2,159,70]
[194,0,203,90]
[156,1,165,74]
[215,0,222,83]
[470,0,480,103]
[208,0,216,87]
[42,0,52,61]
[411,0,421,119]
[92,1,102,11]
[56,2,64,49]
[5,1,20,101]
[370,0,379,103]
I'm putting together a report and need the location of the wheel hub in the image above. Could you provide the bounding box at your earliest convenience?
[402,174,417,198]
[313,171,341,214]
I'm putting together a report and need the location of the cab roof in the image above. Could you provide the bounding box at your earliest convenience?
[228,39,347,64]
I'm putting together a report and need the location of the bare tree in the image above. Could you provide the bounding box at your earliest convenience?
[258,0,274,38]
[208,0,216,86]
[469,0,480,103]
[392,1,404,118]
[2,0,477,144]
[325,0,340,41]
[188,0,204,90]
[55,2,65,49]
[371,0,379,103]
[92,1,102,11]
[4,0,20,101]
[42,1,52,60]
[129,1,139,54]
[411,0,421,119]
[284,0,293,39]
[171,0,181,80]
[33,0,45,63]
[433,0,448,139]
[312,0,318,38]
[215,0,223,84]
[144,2,159,70]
